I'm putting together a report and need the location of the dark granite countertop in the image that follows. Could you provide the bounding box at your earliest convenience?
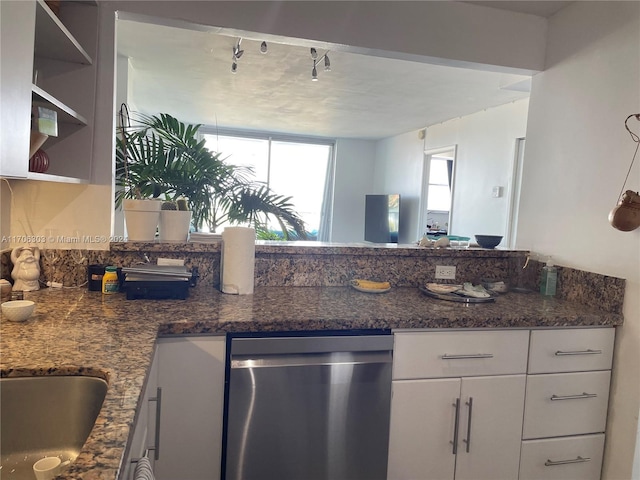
[0,286,623,479]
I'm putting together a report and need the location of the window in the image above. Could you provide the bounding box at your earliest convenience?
[201,131,334,239]
[426,157,452,212]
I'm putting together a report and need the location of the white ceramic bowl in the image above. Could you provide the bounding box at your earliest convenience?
[1,300,35,322]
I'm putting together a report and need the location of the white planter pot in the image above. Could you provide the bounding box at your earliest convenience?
[159,210,192,242]
[123,199,161,242]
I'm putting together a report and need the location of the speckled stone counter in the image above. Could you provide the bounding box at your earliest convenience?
[0,284,623,480]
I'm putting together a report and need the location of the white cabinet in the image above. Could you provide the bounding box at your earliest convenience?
[0,0,97,182]
[522,370,611,439]
[388,375,526,480]
[120,347,159,480]
[154,336,226,480]
[519,328,614,480]
[388,330,529,480]
[519,434,605,480]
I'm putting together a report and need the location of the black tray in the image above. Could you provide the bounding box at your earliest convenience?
[419,286,496,303]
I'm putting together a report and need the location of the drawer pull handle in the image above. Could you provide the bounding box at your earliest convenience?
[463,397,473,453]
[442,353,494,360]
[451,398,461,455]
[550,392,597,401]
[545,456,591,466]
[555,349,602,356]
[149,387,162,460]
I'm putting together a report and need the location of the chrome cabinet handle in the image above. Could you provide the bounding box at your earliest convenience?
[451,398,461,455]
[463,397,473,453]
[441,353,494,360]
[545,456,591,466]
[555,349,602,356]
[149,387,162,460]
[550,392,597,401]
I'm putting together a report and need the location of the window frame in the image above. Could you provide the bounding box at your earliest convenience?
[198,127,336,240]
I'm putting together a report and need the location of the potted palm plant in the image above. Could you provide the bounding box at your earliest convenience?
[116,105,162,241]
[159,198,192,242]
[115,108,308,240]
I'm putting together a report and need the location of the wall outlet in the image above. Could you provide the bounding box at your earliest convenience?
[435,265,456,280]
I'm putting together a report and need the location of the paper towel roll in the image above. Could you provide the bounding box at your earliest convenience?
[221,227,255,294]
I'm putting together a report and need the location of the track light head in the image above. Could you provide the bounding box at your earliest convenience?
[312,64,318,81]
[260,41,268,54]
[310,47,318,60]
[324,54,331,71]
[233,38,244,59]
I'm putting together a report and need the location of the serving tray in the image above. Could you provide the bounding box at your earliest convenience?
[419,286,496,303]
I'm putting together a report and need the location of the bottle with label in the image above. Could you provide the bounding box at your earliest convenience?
[540,257,558,296]
[102,266,119,294]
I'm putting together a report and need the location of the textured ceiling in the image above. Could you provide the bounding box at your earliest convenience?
[117,5,544,140]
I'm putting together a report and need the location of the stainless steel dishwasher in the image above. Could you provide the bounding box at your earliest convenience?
[222,331,393,480]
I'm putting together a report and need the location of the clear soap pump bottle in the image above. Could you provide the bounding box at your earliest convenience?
[540,257,558,296]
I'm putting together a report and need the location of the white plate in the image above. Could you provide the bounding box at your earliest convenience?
[425,283,463,294]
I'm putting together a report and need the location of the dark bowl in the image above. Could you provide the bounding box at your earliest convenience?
[475,235,503,249]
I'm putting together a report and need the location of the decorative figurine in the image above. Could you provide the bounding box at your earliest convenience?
[10,246,41,291]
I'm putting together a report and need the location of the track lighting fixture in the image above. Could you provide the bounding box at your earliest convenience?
[233,38,244,59]
[225,40,332,79]
[310,49,330,81]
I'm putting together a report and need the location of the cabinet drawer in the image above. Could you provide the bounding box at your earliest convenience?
[519,434,604,480]
[523,371,610,439]
[393,330,529,379]
[528,328,614,374]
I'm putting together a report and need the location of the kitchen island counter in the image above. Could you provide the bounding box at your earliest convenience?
[0,286,623,479]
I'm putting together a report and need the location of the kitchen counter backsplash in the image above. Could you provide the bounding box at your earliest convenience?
[1,242,625,314]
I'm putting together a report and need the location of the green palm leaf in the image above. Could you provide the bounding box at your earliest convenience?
[115,109,309,239]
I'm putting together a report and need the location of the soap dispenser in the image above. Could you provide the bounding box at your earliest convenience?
[540,257,558,296]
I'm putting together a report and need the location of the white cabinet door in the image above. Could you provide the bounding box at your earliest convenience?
[120,348,159,480]
[388,375,525,480]
[155,336,226,480]
[528,328,614,374]
[523,370,611,439]
[388,378,460,480]
[520,434,605,480]
[393,330,529,380]
[0,0,33,178]
[455,375,526,480]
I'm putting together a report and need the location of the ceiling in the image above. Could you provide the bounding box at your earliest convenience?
[117,2,571,140]
[467,1,572,17]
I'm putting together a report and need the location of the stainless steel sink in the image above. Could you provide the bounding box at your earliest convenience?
[0,375,108,479]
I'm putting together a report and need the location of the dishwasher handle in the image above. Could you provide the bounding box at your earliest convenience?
[230,334,393,356]
[231,350,392,369]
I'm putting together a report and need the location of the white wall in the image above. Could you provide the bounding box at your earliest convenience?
[424,99,529,243]
[1,182,11,252]
[373,130,425,244]
[517,3,640,479]
[8,182,113,250]
[330,139,376,243]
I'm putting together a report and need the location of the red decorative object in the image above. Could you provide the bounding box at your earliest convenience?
[29,149,50,173]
